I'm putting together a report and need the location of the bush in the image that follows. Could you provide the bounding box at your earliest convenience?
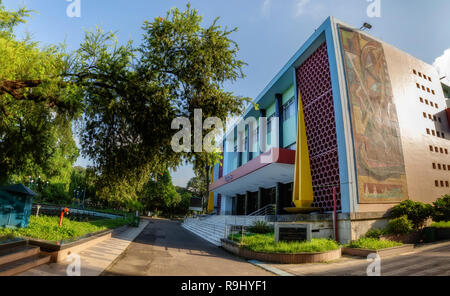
[430,221,450,228]
[391,200,432,229]
[364,228,388,239]
[387,216,413,235]
[248,221,273,234]
[432,195,450,222]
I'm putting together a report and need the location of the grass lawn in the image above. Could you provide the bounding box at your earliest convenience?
[347,238,402,250]
[430,221,450,228]
[0,215,133,242]
[228,233,340,254]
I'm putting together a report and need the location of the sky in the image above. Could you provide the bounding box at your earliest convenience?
[4,0,450,187]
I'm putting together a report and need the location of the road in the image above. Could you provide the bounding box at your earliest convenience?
[101,218,273,276]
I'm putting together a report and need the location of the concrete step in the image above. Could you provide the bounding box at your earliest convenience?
[0,254,51,276]
[0,245,40,266]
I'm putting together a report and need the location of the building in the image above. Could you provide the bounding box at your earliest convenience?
[206,16,450,243]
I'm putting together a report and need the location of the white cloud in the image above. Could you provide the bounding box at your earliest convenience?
[433,48,450,86]
[261,0,271,17]
[295,0,311,17]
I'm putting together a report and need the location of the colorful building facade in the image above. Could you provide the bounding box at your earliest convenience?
[208,17,450,238]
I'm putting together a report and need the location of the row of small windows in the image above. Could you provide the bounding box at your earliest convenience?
[429,146,449,154]
[282,98,296,122]
[413,69,432,82]
[419,97,439,109]
[426,128,445,139]
[416,83,436,95]
[432,163,450,171]
[423,112,442,123]
[435,180,450,188]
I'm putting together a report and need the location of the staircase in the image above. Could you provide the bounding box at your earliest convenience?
[0,240,51,276]
[182,215,271,246]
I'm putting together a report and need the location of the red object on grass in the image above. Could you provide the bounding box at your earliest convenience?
[59,208,69,227]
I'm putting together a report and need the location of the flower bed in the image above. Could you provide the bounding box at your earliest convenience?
[342,238,413,258]
[222,233,341,264]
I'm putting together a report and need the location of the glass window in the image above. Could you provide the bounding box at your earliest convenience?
[282,98,296,122]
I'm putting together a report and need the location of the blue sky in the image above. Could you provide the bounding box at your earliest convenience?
[4,0,450,187]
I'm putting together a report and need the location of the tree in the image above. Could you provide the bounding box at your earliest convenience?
[141,170,181,216]
[74,4,249,206]
[0,1,82,185]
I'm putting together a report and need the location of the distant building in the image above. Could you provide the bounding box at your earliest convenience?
[207,17,450,242]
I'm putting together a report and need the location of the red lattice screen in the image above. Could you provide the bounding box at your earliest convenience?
[296,42,342,212]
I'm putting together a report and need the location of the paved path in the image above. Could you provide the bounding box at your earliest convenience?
[20,220,149,276]
[270,241,450,276]
[102,218,273,276]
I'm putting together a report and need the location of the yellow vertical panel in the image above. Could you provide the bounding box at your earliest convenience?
[292,89,314,208]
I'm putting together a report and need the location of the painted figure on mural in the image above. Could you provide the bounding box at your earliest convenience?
[339,26,408,202]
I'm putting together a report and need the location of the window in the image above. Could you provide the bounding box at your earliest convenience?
[413,69,417,75]
[417,83,421,89]
[435,180,440,187]
[282,98,296,122]
[437,131,441,137]
[429,77,432,82]
[433,116,437,121]
[430,102,434,107]
[446,181,449,188]
[435,147,439,152]
[441,181,445,187]
[423,112,427,118]
[427,88,430,93]
[419,72,422,77]
[444,165,447,171]
[438,164,442,170]
[440,148,444,153]
[433,163,436,169]
[428,114,433,120]
[435,104,439,109]
[432,90,435,95]
[438,117,442,123]
[422,85,426,91]
[446,149,449,154]
[425,99,429,105]
[420,97,424,103]
[426,129,430,135]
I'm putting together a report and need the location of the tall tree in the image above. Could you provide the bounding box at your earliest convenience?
[0,1,82,185]
[74,5,250,205]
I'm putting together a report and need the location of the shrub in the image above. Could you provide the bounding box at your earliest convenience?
[248,221,273,234]
[365,228,388,239]
[391,200,432,229]
[432,195,450,222]
[387,216,413,235]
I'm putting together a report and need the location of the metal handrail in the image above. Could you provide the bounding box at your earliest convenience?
[247,204,276,217]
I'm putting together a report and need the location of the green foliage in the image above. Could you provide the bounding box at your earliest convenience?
[229,233,339,254]
[431,195,450,223]
[430,221,450,228]
[0,2,82,185]
[348,238,402,250]
[391,200,432,229]
[248,221,273,234]
[141,170,181,215]
[39,183,72,205]
[0,215,131,242]
[387,216,413,235]
[364,228,388,239]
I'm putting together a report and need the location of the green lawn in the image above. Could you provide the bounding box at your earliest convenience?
[347,238,402,250]
[0,215,133,242]
[430,221,450,228]
[229,233,340,254]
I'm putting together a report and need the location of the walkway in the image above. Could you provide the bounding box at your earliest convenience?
[102,218,273,276]
[269,241,450,276]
